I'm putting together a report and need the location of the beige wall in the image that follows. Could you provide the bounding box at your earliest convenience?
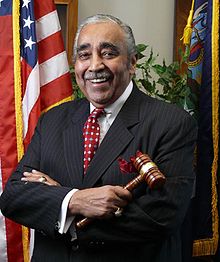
[78,0,175,63]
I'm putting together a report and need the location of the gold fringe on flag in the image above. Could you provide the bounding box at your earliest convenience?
[12,0,30,261]
[209,0,219,253]
[42,95,74,114]
[193,0,219,256]
[181,0,195,46]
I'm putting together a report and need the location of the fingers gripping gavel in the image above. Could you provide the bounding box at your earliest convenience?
[76,151,166,229]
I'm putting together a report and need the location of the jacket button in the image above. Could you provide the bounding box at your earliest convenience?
[89,241,95,247]
[71,244,79,251]
[71,240,79,251]
[39,230,46,236]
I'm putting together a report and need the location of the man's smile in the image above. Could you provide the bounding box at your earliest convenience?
[90,78,109,83]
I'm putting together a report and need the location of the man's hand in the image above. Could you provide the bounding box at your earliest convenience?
[21,170,61,186]
[68,185,132,219]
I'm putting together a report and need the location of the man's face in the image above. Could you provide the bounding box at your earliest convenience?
[74,22,136,108]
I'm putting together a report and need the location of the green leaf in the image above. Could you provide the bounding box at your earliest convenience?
[136,44,148,53]
[152,64,166,74]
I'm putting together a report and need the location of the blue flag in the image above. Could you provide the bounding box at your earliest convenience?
[187,0,219,258]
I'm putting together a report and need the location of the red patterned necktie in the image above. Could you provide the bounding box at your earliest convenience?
[83,108,104,174]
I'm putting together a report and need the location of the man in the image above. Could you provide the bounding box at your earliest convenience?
[0,14,197,262]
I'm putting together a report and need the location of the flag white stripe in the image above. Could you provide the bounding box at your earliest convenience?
[22,51,69,138]
[0,211,8,262]
[29,229,35,259]
[22,63,40,138]
[39,51,69,86]
[36,10,61,42]
[0,159,8,262]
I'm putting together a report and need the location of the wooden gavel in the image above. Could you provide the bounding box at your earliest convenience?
[76,151,166,230]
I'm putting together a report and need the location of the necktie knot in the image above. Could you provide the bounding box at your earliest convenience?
[90,108,104,119]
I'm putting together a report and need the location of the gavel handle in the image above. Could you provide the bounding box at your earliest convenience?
[124,173,146,191]
[76,173,145,230]
[76,217,94,229]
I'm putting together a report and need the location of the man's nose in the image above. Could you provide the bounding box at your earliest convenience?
[88,54,105,71]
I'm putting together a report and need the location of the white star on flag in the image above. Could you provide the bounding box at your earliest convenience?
[24,36,36,50]
[23,16,34,29]
[0,0,4,8]
[22,0,31,9]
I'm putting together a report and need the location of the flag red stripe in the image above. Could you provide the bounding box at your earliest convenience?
[23,96,41,150]
[0,60,17,186]
[0,16,17,188]
[0,15,24,262]
[5,220,24,262]
[34,1,56,20]
[38,31,65,64]
[40,72,72,110]
[21,59,32,98]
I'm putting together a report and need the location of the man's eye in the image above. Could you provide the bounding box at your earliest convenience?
[78,53,90,60]
[102,51,116,58]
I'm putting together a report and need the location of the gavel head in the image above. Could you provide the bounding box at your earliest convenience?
[132,152,166,189]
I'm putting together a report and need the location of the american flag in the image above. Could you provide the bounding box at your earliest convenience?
[0,0,73,261]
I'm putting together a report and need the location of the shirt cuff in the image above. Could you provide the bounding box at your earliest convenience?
[58,188,78,234]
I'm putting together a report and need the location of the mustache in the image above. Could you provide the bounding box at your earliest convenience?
[84,70,112,80]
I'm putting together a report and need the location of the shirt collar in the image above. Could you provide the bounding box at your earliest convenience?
[90,81,133,117]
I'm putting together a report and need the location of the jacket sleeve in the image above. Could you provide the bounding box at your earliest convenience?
[0,114,72,239]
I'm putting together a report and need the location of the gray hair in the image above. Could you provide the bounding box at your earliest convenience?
[73,14,136,63]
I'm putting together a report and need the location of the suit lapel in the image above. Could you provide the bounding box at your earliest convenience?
[82,118,134,187]
[63,101,89,188]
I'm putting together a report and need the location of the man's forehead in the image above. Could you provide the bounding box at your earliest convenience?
[79,22,123,39]
[77,41,120,51]
[77,22,125,49]
[81,20,120,31]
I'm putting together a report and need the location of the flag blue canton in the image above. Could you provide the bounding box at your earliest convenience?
[0,0,12,16]
[20,0,37,68]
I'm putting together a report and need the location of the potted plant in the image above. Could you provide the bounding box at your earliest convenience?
[134,44,197,118]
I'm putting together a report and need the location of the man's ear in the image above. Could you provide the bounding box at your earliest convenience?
[129,55,137,75]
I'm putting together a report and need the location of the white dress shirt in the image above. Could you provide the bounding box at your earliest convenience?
[58,81,133,235]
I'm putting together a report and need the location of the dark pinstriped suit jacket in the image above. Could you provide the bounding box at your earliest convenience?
[0,85,197,262]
